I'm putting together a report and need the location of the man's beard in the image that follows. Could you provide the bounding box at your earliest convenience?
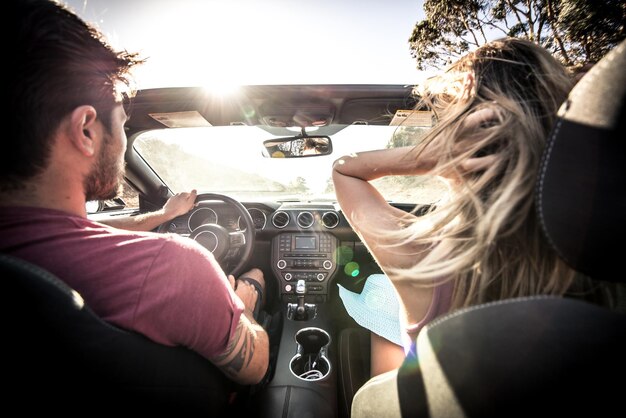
[84,134,125,201]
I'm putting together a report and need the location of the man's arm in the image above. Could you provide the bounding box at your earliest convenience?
[210,269,269,385]
[209,308,269,385]
[101,190,197,231]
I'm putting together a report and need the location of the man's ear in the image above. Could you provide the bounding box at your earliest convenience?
[69,105,99,157]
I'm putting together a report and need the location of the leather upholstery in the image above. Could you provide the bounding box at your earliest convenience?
[338,327,371,418]
[397,296,626,417]
[536,41,626,278]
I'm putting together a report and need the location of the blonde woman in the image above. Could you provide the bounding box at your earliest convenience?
[332,38,576,378]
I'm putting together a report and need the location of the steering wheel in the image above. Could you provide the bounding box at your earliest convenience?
[161,193,255,277]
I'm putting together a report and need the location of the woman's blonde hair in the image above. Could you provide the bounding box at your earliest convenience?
[385,38,576,309]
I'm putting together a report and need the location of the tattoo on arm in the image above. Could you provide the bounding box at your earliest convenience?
[211,314,256,380]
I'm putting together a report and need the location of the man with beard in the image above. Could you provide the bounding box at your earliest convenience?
[0,0,269,386]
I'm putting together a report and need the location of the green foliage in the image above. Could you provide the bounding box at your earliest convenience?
[558,0,625,63]
[286,176,309,194]
[134,136,287,193]
[387,126,430,148]
[409,0,626,70]
[324,177,335,194]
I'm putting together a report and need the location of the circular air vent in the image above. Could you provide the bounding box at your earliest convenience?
[321,211,340,229]
[272,211,290,229]
[297,211,314,229]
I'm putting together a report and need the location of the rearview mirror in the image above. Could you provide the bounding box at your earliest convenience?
[263,136,332,158]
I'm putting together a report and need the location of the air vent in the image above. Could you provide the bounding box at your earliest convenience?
[321,211,340,229]
[272,211,290,229]
[297,211,314,229]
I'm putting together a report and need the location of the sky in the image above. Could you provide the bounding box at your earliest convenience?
[62,0,429,89]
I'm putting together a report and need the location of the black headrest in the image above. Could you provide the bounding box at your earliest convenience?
[536,40,626,280]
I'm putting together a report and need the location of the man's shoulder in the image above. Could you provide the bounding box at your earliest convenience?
[0,204,215,258]
[93,226,206,259]
[143,232,209,259]
[111,230,217,270]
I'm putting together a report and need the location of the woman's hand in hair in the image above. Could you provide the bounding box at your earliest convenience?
[461,107,500,131]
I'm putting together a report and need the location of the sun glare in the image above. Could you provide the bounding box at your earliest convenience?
[201,82,241,97]
[68,0,424,89]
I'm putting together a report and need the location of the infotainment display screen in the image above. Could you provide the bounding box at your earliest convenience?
[295,236,316,250]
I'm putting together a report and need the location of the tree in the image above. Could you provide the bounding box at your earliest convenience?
[324,177,335,194]
[386,126,430,148]
[409,0,626,70]
[557,0,625,64]
[286,177,309,194]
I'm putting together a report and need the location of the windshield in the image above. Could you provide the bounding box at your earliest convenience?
[133,125,447,204]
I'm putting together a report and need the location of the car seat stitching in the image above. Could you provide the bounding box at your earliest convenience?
[427,295,560,330]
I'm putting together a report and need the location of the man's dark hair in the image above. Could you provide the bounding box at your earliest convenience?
[5,0,142,191]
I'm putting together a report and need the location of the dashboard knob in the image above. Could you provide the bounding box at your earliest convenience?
[277,259,287,269]
[323,260,332,270]
[285,272,293,281]
[316,273,325,281]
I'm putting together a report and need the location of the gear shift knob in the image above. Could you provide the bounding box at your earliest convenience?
[296,279,306,295]
[296,299,305,316]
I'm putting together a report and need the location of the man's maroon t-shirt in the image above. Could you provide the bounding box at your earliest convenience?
[0,206,244,360]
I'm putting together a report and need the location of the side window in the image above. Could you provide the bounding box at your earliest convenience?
[85,200,103,214]
[120,180,140,209]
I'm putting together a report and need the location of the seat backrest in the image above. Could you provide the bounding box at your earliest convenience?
[395,40,626,417]
[1,253,232,416]
[536,42,626,279]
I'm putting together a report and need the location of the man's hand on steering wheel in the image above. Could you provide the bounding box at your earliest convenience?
[163,189,197,218]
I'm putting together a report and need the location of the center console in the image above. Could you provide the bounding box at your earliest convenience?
[257,303,338,418]
[257,231,340,418]
[272,232,338,303]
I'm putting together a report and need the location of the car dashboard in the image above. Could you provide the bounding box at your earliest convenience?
[160,199,362,305]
